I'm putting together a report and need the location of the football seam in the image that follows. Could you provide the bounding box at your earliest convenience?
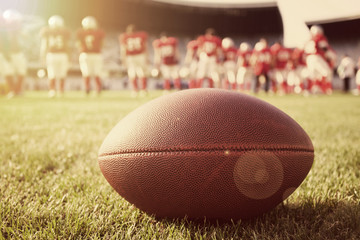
[99,146,314,157]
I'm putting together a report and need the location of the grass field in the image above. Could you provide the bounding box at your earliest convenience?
[1,90,359,240]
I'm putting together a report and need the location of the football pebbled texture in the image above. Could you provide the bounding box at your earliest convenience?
[98,89,314,220]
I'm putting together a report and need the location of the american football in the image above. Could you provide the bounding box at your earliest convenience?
[98,89,314,219]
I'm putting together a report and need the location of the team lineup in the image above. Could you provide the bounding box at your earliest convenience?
[2,11,360,98]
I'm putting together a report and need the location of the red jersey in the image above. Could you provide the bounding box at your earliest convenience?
[40,27,71,53]
[305,34,336,67]
[197,35,221,57]
[252,48,272,75]
[222,46,238,62]
[77,28,105,53]
[153,37,178,65]
[305,34,331,57]
[238,50,252,67]
[120,31,147,56]
[270,43,292,70]
[313,35,331,57]
[292,48,307,67]
[187,40,199,61]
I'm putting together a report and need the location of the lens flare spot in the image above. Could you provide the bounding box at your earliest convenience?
[254,168,269,184]
[233,151,284,200]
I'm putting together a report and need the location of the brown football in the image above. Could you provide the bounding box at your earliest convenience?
[98,89,314,219]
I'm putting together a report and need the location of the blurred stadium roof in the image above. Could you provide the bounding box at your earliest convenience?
[152,0,360,23]
[151,0,360,47]
[152,0,277,8]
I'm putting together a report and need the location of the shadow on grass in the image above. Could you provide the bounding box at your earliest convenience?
[152,200,360,239]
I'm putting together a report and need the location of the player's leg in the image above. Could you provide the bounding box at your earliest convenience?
[79,52,91,94]
[171,65,181,90]
[252,74,261,93]
[58,53,70,96]
[196,61,206,88]
[93,53,104,95]
[135,54,148,95]
[11,52,27,95]
[1,55,15,97]
[355,70,360,94]
[274,70,286,94]
[226,69,237,90]
[237,67,246,91]
[317,58,333,94]
[188,60,198,89]
[160,65,171,91]
[268,70,277,93]
[208,57,220,88]
[306,55,323,94]
[46,53,57,97]
[126,55,139,94]
[128,67,138,92]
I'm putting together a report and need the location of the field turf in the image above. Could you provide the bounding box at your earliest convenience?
[1,90,359,239]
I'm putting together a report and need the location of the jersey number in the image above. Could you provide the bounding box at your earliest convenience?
[49,36,64,50]
[126,37,142,51]
[160,45,174,57]
[203,42,216,54]
[85,35,95,50]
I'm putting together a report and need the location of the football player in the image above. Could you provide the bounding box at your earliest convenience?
[221,37,238,90]
[40,15,71,98]
[356,57,360,95]
[236,42,253,92]
[76,16,105,95]
[0,11,14,97]
[270,41,292,94]
[337,54,355,93]
[153,32,181,91]
[183,38,199,89]
[196,28,222,88]
[250,38,273,93]
[291,47,310,94]
[2,9,27,98]
[119,24,149,96]
[304,25,336,94]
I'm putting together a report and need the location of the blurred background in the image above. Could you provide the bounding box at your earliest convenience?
[1,0,360,90]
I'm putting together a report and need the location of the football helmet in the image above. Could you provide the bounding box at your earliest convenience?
[126,24,135,33]
[205,28,215,36]
[82,16,98,30]
[239,42,251,52]
[310,25,323,37]
[48,15,64,29]
[222,37,234,49]
[254,42,265,51]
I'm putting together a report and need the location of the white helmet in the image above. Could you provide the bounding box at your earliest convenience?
[239,42,251,52]
[310,25,323,37]
[3,9,22,23]
[222,37,234,49]
[254,41,265,51]
[82,16,98,30]
[48,15,64,29]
